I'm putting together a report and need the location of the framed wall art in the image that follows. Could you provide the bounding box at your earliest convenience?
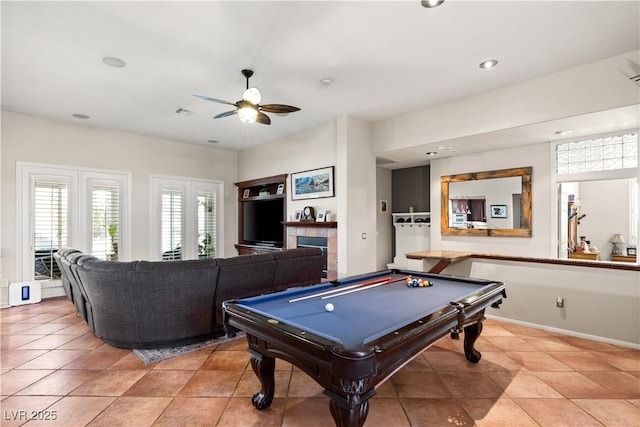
[291,166,335,200]
[490,205,508,218]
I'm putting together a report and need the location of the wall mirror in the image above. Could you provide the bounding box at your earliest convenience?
[441,167,532,237]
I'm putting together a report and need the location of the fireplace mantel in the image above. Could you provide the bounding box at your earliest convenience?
[283,221,337,228]
[285,222,337,281]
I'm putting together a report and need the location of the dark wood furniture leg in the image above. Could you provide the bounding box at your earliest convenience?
[463,320,483,363]
[249,351,276,409]
[325,386,374,427]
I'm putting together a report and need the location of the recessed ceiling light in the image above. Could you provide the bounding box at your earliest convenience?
[426,151,438,156]
[102,56,126,68]
[421,0,445,8]
[555,130,573,136]
[479,59,499,69]
[72,113,90,119]
[320,78,332,86]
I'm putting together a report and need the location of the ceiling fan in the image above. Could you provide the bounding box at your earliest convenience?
[194,69,301,125]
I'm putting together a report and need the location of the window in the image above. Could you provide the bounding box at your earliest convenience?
[197,189,217,259]
[552,130,639,259]
[33,180,68,280]
[161,188,183,261]
[91,184,120,260]
[556,132,638,174]
[81,171,129,261]
[150,176,223,261]
[17,162,130,281]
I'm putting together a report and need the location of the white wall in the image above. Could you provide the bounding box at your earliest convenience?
[431,143,552,256]
[470,260,639,346]
[239,116,380,277]
[238,121,338,221]
[336,116,377,276]
[577,178,631,258]
[372,50,639,153]
[1,111,239,284]
[376,167,392,270]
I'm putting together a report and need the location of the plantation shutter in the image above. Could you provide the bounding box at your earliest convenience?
[91,184,120,260]
[197,190,216,259]
[162,189,183,260]
[33,180,67,280]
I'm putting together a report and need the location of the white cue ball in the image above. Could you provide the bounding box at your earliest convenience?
[325,303,334,312]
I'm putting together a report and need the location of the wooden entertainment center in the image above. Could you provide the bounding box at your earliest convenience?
[235,174,287,255]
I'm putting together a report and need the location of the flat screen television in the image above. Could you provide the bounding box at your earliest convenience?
[243,198,284,247]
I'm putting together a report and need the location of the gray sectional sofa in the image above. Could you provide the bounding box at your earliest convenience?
[54,247,324,349]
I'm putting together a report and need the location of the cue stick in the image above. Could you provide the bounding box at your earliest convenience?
[321,275,410,300]
[288,276,391,303]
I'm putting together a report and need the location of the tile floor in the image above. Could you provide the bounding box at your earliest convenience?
[1,297,639,426]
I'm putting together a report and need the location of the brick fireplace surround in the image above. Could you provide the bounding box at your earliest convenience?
[285,222,337,281]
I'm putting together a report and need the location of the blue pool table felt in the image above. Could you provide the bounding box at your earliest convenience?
[235,272,487,350]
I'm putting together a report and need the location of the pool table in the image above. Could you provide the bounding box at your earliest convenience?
[223,269,506,427]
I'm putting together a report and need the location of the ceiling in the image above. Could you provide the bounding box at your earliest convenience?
[2,1,639,169]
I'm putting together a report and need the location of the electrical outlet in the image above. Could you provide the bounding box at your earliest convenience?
[556,297,564,308]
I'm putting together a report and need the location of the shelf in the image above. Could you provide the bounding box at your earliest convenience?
[283,221,337,228]
[240,193,285,202]
[392,211,430,225]
[236,174,287,201]
[235,174,288,253]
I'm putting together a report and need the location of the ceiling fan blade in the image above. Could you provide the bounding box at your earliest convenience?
[193,94,235,106]
[259,104,301,114]
[256,112,271,125]
[214,110,238,119]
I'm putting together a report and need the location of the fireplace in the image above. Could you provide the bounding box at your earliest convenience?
[297,236,328,278]
[285,221,337,281]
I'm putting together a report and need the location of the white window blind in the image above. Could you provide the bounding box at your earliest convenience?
[151,176,223,261]
[33,180,68,280]
[198,190,216,259]
[162,189,183,260]
[91,184,120,260]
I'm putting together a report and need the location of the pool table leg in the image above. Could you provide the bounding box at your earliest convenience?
[326,384,373,427]
[249,352,276,410]
[463,320,483,363]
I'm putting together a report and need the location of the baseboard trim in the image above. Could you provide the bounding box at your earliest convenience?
[487,314,640,350]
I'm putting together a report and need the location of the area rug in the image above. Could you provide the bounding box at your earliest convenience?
[133,332,245,365]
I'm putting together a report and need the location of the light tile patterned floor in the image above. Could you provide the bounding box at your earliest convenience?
[1,297,639,426]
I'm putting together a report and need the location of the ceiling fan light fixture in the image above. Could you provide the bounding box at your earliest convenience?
[421,0,445,8]
[238,105,258,123]
[242,87,261,104]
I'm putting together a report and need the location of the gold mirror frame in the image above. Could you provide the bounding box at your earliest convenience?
[441,167,532,237]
